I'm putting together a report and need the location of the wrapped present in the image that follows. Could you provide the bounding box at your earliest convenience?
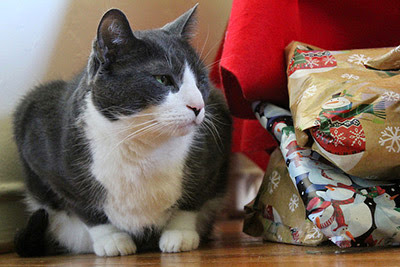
[285,42,400,179]
[244,102,400,248]
[243,148,327,246]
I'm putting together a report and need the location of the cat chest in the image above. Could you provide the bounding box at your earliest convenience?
[91,146,186,233]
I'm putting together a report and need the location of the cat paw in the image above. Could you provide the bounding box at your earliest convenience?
[159,230,200,253]
[93,232,136,257]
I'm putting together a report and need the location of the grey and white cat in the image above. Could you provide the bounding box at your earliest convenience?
[13,5,231,257]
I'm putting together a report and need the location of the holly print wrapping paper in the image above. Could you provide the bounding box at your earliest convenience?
[285,42,400,179]
[244,102,400,248]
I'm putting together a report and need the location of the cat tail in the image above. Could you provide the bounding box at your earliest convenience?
[14,209,50,257]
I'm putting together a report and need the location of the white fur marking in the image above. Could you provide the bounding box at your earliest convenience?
[159,211,200,253]
[156,63,205,135]
[89,224,136,256]
[84,89,196,234]
[159,230,200,253]
[180,64,205,116]
[48,210,93,254]
[165,210,198,231]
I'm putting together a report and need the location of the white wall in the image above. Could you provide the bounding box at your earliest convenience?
[0,0,69,116]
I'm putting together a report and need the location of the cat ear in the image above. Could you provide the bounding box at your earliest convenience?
[95,9,136,64]
[88,9,137,81]
[162,4,198,39]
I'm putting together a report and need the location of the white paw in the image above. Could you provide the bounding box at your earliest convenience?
[159,230,200,253]
[93,232,136,257]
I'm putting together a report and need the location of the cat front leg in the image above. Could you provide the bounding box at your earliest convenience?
[159,210,200,253]
[88,224,136,256]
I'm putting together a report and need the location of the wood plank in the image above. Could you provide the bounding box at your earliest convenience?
[1,220,399,266]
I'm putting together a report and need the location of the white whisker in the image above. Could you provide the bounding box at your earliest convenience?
[198,25,210,65]
[103,121,161,159]
[202,38,222,64]
[204,54,235,70]
[201,117,223,153]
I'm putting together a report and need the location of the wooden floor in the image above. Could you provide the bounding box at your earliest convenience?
[1,220,400,266]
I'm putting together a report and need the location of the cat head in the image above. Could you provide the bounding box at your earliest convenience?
[86,5,208,137]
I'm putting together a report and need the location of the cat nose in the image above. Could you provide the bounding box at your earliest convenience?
[186,105,202,116]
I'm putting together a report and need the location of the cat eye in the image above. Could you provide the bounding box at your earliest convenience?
[154,75,175,87]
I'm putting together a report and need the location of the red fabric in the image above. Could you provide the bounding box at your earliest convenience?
[220,0,400,118]
[210,29,276,170]
[211,0,400,170]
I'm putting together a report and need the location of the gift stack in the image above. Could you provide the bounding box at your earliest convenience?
[244,42,400,248]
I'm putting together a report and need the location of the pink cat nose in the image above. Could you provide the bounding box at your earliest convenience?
[186,105,202,116]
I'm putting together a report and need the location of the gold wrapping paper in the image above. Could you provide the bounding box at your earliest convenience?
[285,42,400,179]
[243,149,326,245]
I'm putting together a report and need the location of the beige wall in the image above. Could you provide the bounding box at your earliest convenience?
[44,0,232,81]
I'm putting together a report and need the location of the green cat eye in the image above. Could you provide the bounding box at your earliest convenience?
[154,75,174,87]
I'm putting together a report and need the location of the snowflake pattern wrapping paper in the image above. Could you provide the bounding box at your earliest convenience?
[244,102,400,248]
[243,148,327,246]
[285,41,400,179]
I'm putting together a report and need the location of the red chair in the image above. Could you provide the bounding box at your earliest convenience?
[212,0,400,169]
